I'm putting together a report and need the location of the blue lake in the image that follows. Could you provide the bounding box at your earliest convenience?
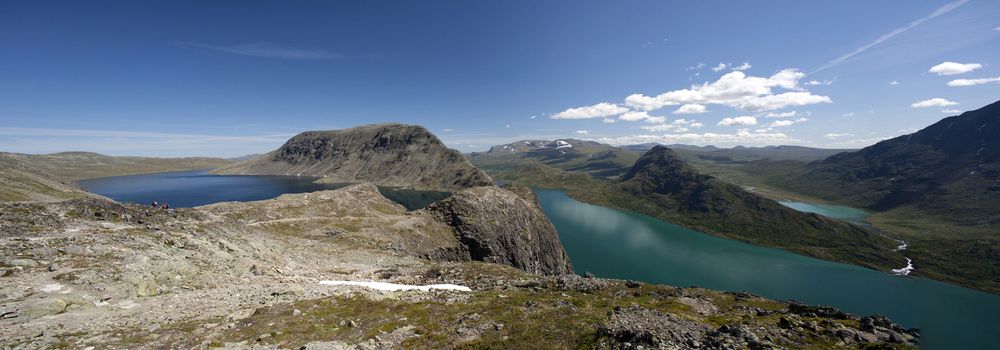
[76,170,449,210]
[779,200,870,225]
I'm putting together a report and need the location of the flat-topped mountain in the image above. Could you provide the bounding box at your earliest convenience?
[214,123,493,190]
[3,152,233,181]
[785,100,1000,224]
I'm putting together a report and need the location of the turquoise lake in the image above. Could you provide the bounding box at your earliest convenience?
[536,189,1000,350]
[778,200,870,224]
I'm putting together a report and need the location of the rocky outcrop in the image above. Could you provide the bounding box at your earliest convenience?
[213,124,493,190]
[427,185,574,276]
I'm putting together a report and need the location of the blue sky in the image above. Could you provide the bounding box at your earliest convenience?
[1,0,999,157]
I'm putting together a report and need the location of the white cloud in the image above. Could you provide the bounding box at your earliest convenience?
[765,111,797,118]
[733,92,831,111]
[530,115,537,119]
[551,102,628,119]
[889,80,900,86]
[641,124,680,132]
[597,130,799,146]
[731,62,752,71]
[602,118,616,124]
[645,116,667,124]
[805,80,833,86]
[946,76,1000,86]
[671,119,702,127]
[576,130,590,135]
[711,63,728,72]
[929,61,983,75]
[505,124,511,128]
[673,104,707,114]
[769,117,808,128]
[911,98,958,108]
[812,0,970,73]
[624,69,831,112]
[619,111,653,121]
[718,116,758,126]
[842,112,855,117]
[824,133,854,139]
[687,63,706,71]
[941,109,962,114]
[442,128,454,132]
[641,118,705,132]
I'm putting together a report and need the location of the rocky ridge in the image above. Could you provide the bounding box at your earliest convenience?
[213,124,493,190]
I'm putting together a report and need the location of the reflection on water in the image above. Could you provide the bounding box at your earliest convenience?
[536,188,1000,350]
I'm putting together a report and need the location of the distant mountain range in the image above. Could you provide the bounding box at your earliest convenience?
[782,100,1000,225]
[473,139,640,179]
[215,124,494,190]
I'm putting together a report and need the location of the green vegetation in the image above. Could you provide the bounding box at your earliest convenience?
[106,278,865,349]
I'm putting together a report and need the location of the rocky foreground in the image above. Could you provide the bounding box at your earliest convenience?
[1,183,918,349]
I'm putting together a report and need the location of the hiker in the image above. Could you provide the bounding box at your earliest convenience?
[161,203,169,210]
[151,201,158,208]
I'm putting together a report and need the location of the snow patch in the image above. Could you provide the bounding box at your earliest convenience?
[39,283,63,293]
[891,258,915,276]
[318,280,472,292]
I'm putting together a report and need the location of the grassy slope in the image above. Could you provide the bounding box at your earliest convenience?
[0,153,94,201]
[16,152,234,180]
[474,159,902,274]
[690,160,1000,294]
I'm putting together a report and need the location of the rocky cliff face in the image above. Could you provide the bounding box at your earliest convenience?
[427,184,574,276]
[214,124,494,190]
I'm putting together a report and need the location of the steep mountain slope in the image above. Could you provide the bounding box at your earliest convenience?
[0,153,95,201]
[471,139,640,179]
[785,100,1000,224]
[614,146,899,265]
[215,124,493,190]
[14,152,233,180]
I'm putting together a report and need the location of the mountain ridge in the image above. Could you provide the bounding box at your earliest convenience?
[215,123,493,190]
